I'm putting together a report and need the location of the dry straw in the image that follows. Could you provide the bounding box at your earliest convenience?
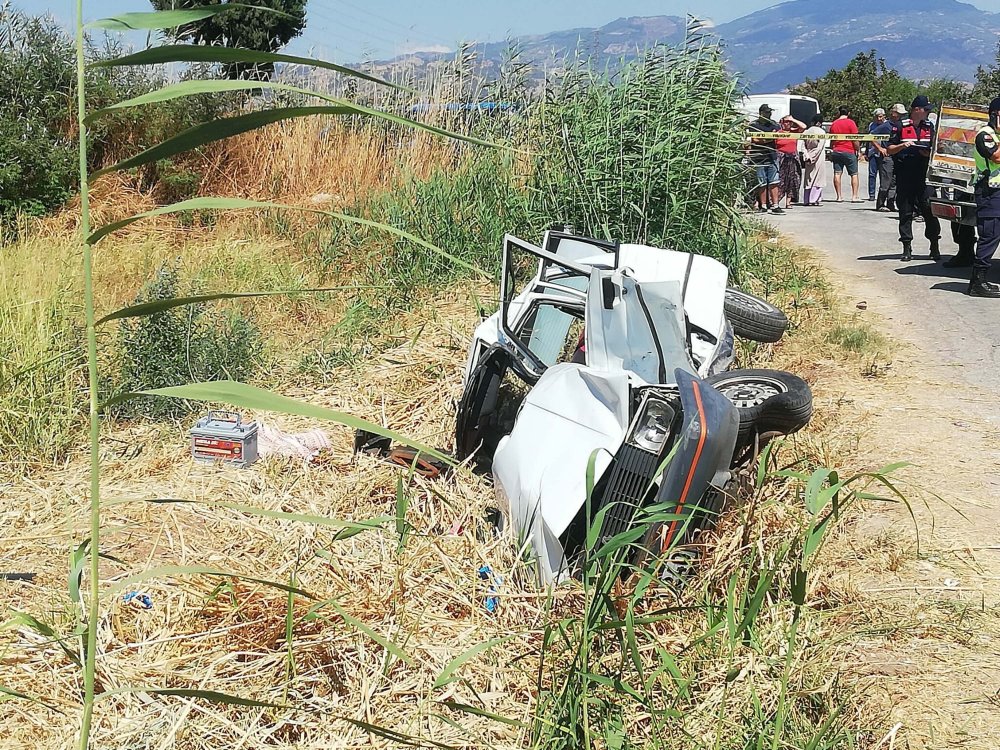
[2,273,895,748]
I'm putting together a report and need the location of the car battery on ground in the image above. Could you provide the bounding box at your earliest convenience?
[190,411,258,467]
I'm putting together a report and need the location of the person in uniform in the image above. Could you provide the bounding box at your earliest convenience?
[967,96,1000,297]
[886,95,941,262]
[944,219,976,268]
[872,103,905,211]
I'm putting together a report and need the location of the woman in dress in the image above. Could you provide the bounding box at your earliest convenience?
[774,116,806,208]
[802,114,827,206]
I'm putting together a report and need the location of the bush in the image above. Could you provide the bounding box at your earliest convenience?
[0,7,239,232]
[113,265,264,418]
[0,10,78,228]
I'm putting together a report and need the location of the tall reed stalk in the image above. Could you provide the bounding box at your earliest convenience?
[65,4,502,747]
[74,2,101,745]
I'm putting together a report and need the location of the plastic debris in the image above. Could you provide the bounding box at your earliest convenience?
[478,565,502,614]
[257,419,332,462]
[123,592,153,610]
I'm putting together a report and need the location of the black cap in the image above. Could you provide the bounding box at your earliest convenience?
[990,97,1000,113]
[759,104,773,115]
[910,95,932,110]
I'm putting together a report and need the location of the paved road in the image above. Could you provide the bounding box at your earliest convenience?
[769,171,1000,399]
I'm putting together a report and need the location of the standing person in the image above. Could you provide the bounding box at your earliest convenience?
[945,218,976,268]
[873,103,906,211]
[866,108,887,201]
[886,95,941,261]
[747,104,783,214]
[775,115,806,208]
[966,96,1000,297]
[802,115,827,205]
[829,106,861,202]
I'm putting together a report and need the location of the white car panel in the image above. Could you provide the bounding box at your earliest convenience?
[617,243,730,349]
[492,364,631,581]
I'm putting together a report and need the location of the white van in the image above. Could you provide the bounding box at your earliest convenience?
[739,94,820,124]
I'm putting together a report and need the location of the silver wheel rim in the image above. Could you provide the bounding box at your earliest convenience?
[727,289,773,313]
[716,376,786,408]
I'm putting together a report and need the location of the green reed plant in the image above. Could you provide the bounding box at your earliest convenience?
[527,441,913,750]
[531,22,748,265]
[0,246,86,468]
[323,146,533,303]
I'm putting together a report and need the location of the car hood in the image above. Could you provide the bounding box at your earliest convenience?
[493,364,630,547]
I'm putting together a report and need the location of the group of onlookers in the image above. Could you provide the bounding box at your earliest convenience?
[746,102,911,210]
[746,95,1000,298]
[746,106,830,212]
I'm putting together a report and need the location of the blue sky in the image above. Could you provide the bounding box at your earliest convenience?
[0,1,857,60]
[14,1,1000,61]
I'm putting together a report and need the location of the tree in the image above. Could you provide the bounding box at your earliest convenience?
[923,78,972,107]
[973,41,1000,102]
[789,50,916,123]
[789,50,972,121]
[150,0,307,80]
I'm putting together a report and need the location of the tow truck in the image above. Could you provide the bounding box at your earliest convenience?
[927,102,988,225]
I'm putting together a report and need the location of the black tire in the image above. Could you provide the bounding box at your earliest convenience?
[724,288,788,343]
[707,368,813,450]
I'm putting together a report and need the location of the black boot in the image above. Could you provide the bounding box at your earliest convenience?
[901,242,912,261]
[929,239,941,262]
[944,247,975,268]
[968,268,1000,297]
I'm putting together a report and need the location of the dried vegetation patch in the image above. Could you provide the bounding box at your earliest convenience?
[1,239,917,749]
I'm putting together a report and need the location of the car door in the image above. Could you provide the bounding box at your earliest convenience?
[456,235,606,466]
[499,234,596,377]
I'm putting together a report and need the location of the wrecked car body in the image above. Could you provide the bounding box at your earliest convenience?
[455,230,813,583]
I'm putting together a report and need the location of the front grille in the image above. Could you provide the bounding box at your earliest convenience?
[594,444,659,545]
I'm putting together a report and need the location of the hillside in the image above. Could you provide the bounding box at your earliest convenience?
[362,0,1000,92]
[365,15,688,84]
[718,0,1000,91]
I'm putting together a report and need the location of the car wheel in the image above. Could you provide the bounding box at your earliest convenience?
[724,288,788,343]
[707,368,813,458]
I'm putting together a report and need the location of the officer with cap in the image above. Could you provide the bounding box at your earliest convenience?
[967,96,1000,297]
[872,103,907,211]
[886,95,941,261]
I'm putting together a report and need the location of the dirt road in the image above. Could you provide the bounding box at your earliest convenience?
[774,183,1000,396]
[769,181,1000,747]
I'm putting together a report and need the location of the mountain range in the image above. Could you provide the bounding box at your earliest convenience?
[364,0,1000,93]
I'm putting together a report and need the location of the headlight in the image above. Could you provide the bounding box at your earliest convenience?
[628,392,677,453]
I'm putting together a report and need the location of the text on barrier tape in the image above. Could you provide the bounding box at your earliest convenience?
[748,132,890,141]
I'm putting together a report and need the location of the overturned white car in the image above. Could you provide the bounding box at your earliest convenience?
[455,230,812,583]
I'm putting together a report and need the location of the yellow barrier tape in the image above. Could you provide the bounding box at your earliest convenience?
[748,132,889,141]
